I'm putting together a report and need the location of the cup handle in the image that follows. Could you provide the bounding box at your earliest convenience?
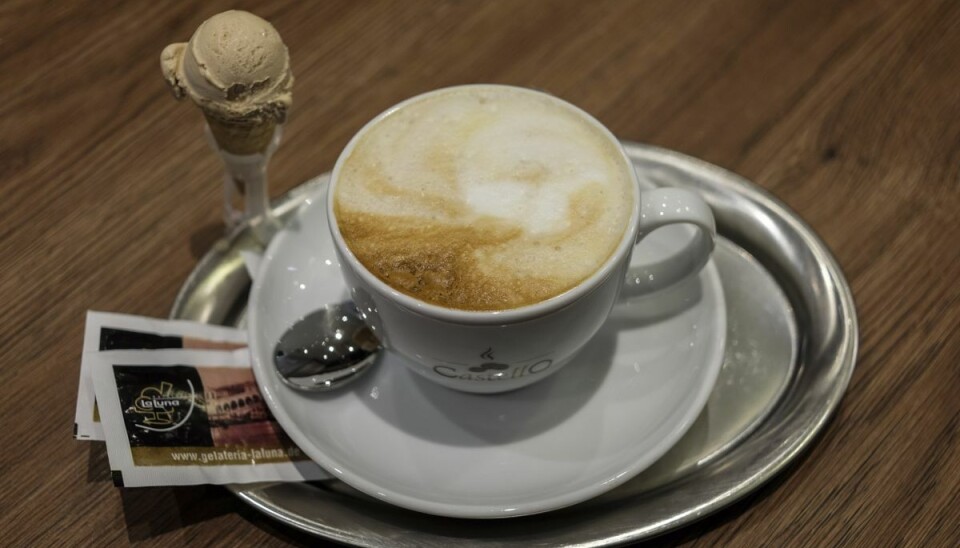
[620,187,716,299]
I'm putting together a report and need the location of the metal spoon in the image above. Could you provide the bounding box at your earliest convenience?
[273,303,380,391]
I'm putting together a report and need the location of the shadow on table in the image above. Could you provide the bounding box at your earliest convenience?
[90,443,230,540]
[119,486,233,541]
[119,484,330,545]
[86,442,110,483]
[83,444,326,544]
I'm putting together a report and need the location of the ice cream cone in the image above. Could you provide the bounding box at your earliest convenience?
[161,10,291,239]
[203,112,277,156]
[161,10,293,155]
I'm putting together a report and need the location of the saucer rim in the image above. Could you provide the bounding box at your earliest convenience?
[248,183,726,519]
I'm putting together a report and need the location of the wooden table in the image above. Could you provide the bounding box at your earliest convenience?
[3,0,958,545]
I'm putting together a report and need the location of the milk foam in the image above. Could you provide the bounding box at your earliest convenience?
[335,87,634,311]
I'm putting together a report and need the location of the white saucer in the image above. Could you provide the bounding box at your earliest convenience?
[248,182,726,519]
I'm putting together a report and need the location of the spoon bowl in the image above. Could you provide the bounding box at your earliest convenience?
[273,302,380,391]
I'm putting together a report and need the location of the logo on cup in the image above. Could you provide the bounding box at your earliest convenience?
[433,348,553,381]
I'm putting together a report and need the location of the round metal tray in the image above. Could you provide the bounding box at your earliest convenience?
[172,142,857,546]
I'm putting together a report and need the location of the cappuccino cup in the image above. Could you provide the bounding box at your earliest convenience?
[328,85,715,393]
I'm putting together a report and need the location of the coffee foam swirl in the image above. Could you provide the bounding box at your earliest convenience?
[335,87,634,311]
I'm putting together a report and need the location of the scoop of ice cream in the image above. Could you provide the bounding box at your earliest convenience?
[161,10,293,124]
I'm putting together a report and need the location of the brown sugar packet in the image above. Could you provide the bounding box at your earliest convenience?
[90,349,328,486]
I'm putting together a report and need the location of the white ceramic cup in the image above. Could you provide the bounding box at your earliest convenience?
[327,85,715,393]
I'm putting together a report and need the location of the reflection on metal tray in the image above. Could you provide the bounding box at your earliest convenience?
[171,142,857,546]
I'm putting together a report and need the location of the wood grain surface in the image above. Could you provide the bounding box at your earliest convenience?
[2,0,958,546]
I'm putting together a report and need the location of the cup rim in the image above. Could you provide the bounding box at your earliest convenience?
[327,84,641,325]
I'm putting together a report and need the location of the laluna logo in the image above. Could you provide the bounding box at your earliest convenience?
[433,348,553,381]
[131,380,196,432]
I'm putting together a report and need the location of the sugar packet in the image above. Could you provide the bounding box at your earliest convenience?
[90,349,328,487]
[75,311,247,440]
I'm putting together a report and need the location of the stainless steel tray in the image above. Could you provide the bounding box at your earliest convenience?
[172,142,857,546]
